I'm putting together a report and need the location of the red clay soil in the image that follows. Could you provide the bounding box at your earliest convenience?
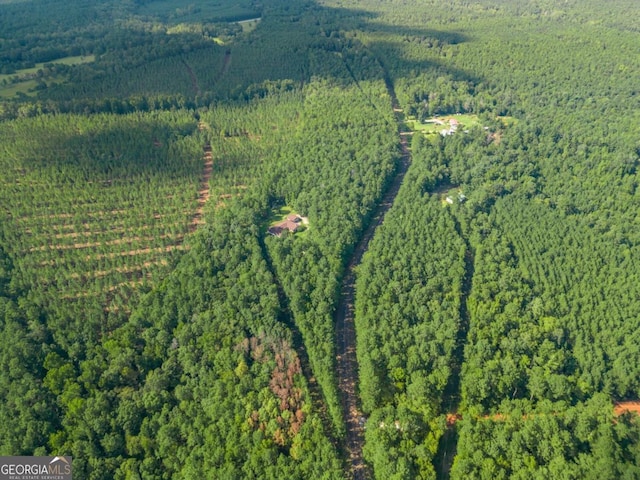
[615,401,640,416]
[445,401,640,426]
[190,141,213,230]
[446,413,462,427]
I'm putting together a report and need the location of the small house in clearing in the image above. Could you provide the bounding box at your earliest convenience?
[444,191,467,205]
[440,118,460,137]
[268,214,303,237]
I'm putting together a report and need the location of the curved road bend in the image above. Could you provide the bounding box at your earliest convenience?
[335,75,412,480]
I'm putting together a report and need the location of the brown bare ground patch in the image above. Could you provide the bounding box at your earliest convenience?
[104,305,127,314]
[445,401,640,427]
[190,143,214,230]
[446,413,462,427]
[214,189,246,209]
[615,401,640,416]
[2,181,47,187]
[25,212,75,221]
[212,185,248,209]
[39,245,185,266]
[28,223,85,233]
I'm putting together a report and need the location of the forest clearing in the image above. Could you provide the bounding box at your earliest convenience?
[406,114,480,136]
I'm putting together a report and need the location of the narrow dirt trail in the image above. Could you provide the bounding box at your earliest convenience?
[190,138,213,230]
[183,49,230,97]
[186,50,232,230]
[182,60,201,96]
[220,50,231,77]
[442,401,640,427]
[335,72,411,480]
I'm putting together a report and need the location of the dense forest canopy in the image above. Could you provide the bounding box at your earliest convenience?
[1,0,639,478]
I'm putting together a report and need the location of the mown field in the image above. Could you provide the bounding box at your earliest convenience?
[0,57,93,98]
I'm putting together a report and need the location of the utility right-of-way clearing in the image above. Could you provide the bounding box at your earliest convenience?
[334,70,412,480]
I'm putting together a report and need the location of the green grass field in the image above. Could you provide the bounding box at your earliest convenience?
[0,79,39,98]
[54,55,96,66]
[407,114,481,135]
[0,55,95,82]
[406,114,516,136]
[0,55,95,98]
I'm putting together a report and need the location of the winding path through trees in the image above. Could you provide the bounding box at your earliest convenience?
[335,72,411,480]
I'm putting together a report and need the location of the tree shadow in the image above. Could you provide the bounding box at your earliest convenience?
[3,0,481,110]
[168,0,481,102]
[8,115,199,180]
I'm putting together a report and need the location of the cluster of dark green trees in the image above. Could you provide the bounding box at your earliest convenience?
[265,79,398,433]
[453,396,640,479]
[1,0,402,477]
[355,145,465,478]
[1,0,640,478]
[346,0,640,477]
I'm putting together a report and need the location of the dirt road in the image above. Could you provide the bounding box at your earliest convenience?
[335,72,411,480]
